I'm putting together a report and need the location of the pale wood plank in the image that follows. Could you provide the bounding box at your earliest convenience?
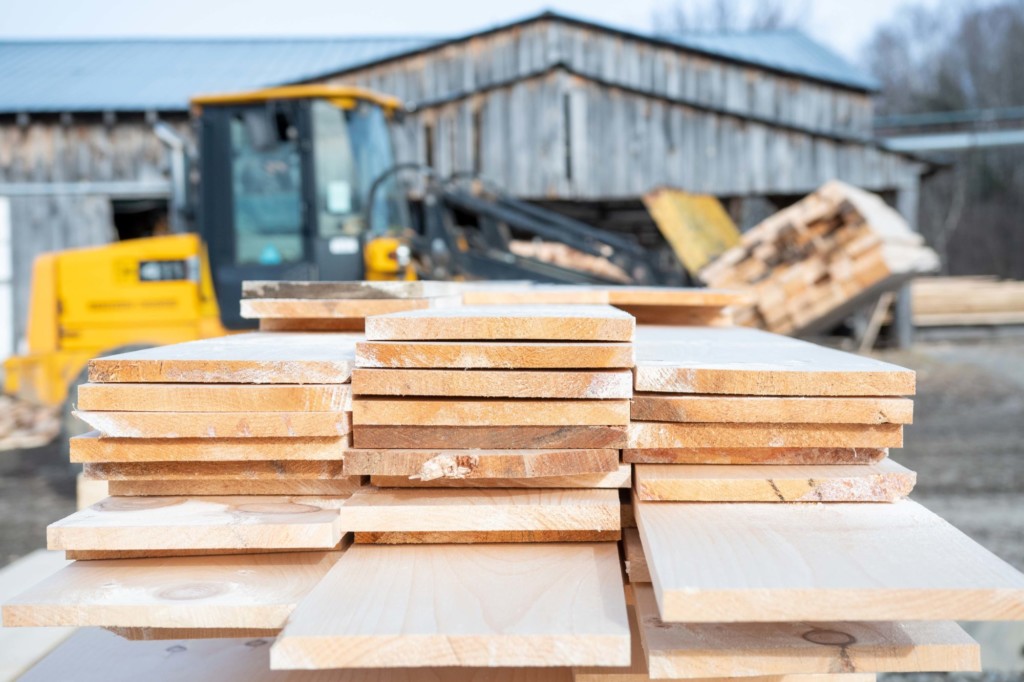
[338,489,619,536]
[3,551,340,629]
[242,280,462,300]
[606,287,746,307]
[271,543,630,668]
[74,411,352,438]
[354,425,627,450]
[356,340,634,369]
[615,306,731,327]
[88,332,358,384]
[84,461,349,481]
[635,498,1024,622]
[354,398,630,427]
[70,432,349,462]
[627,423,903,449]
[633,461,916,502]
[48,496,346,552]
[463,286,610,306]
[353,368,633,399]
[23,628,575,681]
[370,465,631,489]
[107,479,364,497]
[365,305,635,342]
[622,447,887,465]
[355,530,620,544]
[633,584,979,678]
[633,327,915,396]
[240,296,460,319]
[104,626,281,640]
[77,383,352,413]
[630,395,913,425]
[623,528,650,583]
[343,448,619,479]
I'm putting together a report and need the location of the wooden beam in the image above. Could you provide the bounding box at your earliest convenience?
[630,395,913,424]
[74,411,351,438]
[365,305,635,342]
[635,498,1024,622]
[3,551,340,629]
[353,399,630,427]
[88,332,357,384]
[77,383,352,413]
[83,461,349,481]
[355,340,634,369]
[353,425,627,450]
[633,327,915,396]
[623,528,650,583]
[633,584,979,678]
[270,543,630,668]
[70,432,349,463]
[343,448,620,478]
[622,447,887,465]
[633,461,916,502]
[338,489,619,540]
[48,496,345,552]
[106,479,364,497]
[627,423,903,449]
[352,368,633,398]
[370,465,632,489]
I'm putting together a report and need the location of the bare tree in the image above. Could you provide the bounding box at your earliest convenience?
[652,0,808,34]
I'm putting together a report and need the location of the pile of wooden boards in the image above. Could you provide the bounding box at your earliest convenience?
[240,280,462,331]
[700,180,940,335]
[912,276,1024,327]
[0,394,59,451]
[5,289,1024,681]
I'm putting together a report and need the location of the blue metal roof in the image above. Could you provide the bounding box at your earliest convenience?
[662,29,879,92]
[0,37,437,113]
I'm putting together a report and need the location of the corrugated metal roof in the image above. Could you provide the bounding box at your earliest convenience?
[0,37,437,113]
[663,29,879,92]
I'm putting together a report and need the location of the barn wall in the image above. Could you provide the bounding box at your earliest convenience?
[0,116,189,351]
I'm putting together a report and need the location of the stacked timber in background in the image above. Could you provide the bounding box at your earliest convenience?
[912,276,1024,327]
[701,180,939,335]
[241,280,462,331]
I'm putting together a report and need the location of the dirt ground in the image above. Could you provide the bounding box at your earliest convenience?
[0,336,1023,675]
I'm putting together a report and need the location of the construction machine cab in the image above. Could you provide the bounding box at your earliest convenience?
[191,85,413,328]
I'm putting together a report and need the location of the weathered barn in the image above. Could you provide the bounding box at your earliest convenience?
[0,12,926,355]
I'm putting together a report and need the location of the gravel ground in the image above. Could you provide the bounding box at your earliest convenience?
[1,337,1022,677]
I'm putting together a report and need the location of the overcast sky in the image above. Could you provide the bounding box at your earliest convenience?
[2,0,941,61]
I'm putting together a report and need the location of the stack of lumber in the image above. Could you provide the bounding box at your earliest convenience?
[0,394,60,451]
[240,280,462,331]
[6,291,1024,680]
[700,180,939,335]
[912,276,1024,326]
[344,305,635,544]
[462,283,747,326]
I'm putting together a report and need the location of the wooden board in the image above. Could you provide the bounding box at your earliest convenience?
[633,327,915,396]
[3,551,340,629]
[352,368,633,399]
[259,318,365,332]
[623,447,888,465]
[623,528,650,583]
[615,305,731,327]
[77,383,352,413]
[240,296,460,319]
[343,448,620,479]
[462,286,610,306]
[370,465,632,489]
[627,423,903,449]
[271,543,630,668]
[242,280,463,300]
[70,432,349,463]
[635,498,1024,622]
[74,411,351,438]
[107,479,364,497]
[83,461,349,481]
[354,425,627,450]
[47,496,346,552]
[338,488,619,536]
[356,340,634,369]
[103,626,281,641]
[365,305,635,342]
[607,287,745,307]
[22,628,576,681]
[353,398,630,427]
[88,332,358,384]
[630,395,913,425]
[355,530,620,544]
[633,461,916,502]
[633,584,978,678]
